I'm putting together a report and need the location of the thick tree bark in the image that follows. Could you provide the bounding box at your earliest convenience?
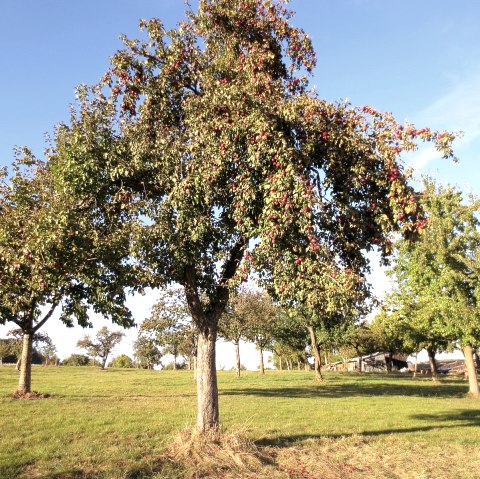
[463,345,479,398]
[234,341,241,378]
[308,326,324,381]
[17,332,33,394]
[259,347,265,375]
[196,326,219,432]
[426,346,439,381]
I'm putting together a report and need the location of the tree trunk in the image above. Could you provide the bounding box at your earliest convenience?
[386,352,393,373]
[259,347,265,375]
[17,332,33,395]
[308,326,324,381]
[426,346,439,381]
[193,356,197,382]
[358,354,363,372]
[463,345,479,398]
[413,353,418,379]
[196,326,219,432]
[101,356,108,369]
[304,353,312,371]
[279,356,283,370]
[173,352,177,370]
[16,358,21,371]
[234,341,241,378]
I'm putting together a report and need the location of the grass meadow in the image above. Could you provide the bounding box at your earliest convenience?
[1,366,480,479]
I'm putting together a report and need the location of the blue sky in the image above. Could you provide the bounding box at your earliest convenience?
[1,1,479,365]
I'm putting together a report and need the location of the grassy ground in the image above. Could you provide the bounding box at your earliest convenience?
[1,366,480,478]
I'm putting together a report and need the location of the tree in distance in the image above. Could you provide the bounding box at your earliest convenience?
[383,179,480,395]
[270,307,310,371]
[0,339,11,367]
[77,327,125,369]
[53,0,457,430]
[239,289,279,375]
[0,153,135,395]
[140,288,195,371]
[219,286,259,377]
[133,334,162,369]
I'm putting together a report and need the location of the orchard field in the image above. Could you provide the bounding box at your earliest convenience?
[1,366,480,479]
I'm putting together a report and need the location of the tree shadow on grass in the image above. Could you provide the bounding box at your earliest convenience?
[255,409,480,447]
[9,459,185,479]
[221,376,468,400]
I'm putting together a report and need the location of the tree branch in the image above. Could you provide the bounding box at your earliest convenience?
[183,265,207,329]
[32,302,59,334]
[210,237,247,323]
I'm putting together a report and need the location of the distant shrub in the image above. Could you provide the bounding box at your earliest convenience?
[61,354,90,366]
[163,361,187,370]
[109,354,134,368]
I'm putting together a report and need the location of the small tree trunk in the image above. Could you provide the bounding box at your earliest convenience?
[413,353,418,379]
[101,356,108,369]
[193,356,197,382]
[196,326,219,432]
[173,352,177,370]
[463,345,479,398]
[279,356,283,370]
[304,353,312,371]
[386,352,393,373]
[234,341,241,378]
[426,346,439,381]
[308,326,324,381]
[259,347,265,375]
[16,358,21,371]
[358,354,363,372]
[17,332,33,395]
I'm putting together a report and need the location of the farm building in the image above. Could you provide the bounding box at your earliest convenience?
[327,352,409,372]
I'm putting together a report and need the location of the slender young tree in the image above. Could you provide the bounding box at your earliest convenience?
[77,327,125,369]
[140,288,193,370]
[238,290,278,375]
[218,287,258,377]
[53,0,456,430]
[133,334,163,369]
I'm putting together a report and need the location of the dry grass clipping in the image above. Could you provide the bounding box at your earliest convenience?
[164,428,283,479]
[10,391,51,400]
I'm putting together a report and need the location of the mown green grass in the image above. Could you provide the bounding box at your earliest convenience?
[1,366,479,478]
